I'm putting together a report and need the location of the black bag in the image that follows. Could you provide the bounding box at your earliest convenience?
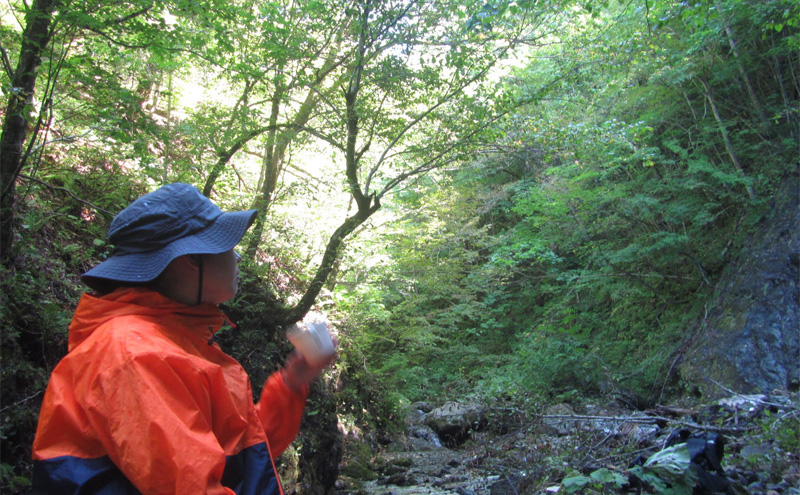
[664,429,731,494]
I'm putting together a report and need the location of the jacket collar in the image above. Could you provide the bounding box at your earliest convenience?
[68,287,225,351]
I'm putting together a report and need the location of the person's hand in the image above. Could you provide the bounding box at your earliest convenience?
[281,337,338,393]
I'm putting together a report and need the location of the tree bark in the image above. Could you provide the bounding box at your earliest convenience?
[700,77,756,200]
[278,201,379,326]
[246,83,323,256]
[0,0,58,264]
[724,25,768,128]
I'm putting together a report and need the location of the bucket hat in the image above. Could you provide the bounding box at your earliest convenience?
[81,183,257,292]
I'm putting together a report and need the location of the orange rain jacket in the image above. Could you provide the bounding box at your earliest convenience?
[32,287,308,495]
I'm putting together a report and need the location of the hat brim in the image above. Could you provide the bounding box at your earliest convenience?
[82,209,257,292]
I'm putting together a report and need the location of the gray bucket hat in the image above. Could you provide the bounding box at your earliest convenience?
[81,183,257,292]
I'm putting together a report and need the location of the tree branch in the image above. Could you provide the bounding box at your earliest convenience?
[535,413,757,434]
[0,45,13,80]
[18,174,114,216]
[110,4,153,25]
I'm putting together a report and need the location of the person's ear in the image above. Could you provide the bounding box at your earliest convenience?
[173,254,202,272]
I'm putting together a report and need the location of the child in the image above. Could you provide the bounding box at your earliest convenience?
[31,183,333,494]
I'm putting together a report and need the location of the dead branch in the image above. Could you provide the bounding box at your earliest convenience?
[535,413,758,434]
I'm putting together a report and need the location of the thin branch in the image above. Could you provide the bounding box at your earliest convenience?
[536,413,757,434]
[109,4,152,25]
[0,44,12,79]
[0,390,42,413]
[82,27,152,49]
[18,174,114,216]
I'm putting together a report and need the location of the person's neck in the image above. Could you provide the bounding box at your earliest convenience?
[152,276,199,306]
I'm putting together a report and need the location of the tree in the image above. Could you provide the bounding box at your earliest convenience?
[0,0,183,264]
[0,0,58,263]
[183,0,549,324]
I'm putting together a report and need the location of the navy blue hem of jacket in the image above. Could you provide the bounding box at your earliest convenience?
[32,442,280,495]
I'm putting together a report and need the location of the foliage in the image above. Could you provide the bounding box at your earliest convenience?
[562,468,628,495]
[335,0,798,418]
[562,443,701,495]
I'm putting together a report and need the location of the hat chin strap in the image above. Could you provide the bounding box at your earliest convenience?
[196,256,204,305]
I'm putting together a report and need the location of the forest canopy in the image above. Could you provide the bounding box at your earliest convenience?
[1,0,798,492]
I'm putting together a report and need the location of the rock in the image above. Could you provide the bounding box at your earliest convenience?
[489,475,521,495]
[408,425,443,449]
[379,472,410,486]
[740,442,775,460]
[615,421,659,445]
[408,436,443,451]
[405,402,437,427]
[405,408,428,426]
[538,403,578,436]
[340,458,378,481]
[680,176,800,399]
[424,401,487,445]
[410,401,435,413]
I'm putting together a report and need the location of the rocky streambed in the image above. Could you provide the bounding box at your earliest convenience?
[332,392,799,495]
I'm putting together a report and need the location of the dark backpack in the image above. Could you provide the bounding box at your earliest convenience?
[664,429,731,494]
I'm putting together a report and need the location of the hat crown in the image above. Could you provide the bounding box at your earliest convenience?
[109,184,222,255]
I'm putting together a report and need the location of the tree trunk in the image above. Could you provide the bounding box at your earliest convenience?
[0,0,57,264]
[279,200,380,325]
[271,4,380,325]
[700,77,756,200]
[724,25,768,128]
[246,85,319,257]
[245,83,284,256]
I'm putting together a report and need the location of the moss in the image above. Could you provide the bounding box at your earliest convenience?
[339,460,378,481]
[339,438,378,481]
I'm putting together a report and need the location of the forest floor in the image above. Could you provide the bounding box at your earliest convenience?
[333,391,799,495]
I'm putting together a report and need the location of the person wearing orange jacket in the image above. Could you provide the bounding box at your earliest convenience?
[31,183,334,494]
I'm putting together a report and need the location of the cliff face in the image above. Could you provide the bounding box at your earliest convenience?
[681,175,800,399]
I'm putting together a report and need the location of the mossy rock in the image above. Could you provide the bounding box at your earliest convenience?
[340,460,378,481]
[679,175,800,399]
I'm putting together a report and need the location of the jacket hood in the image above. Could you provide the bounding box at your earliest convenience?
[68,287,225,351]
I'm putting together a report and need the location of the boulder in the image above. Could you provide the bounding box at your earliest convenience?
[405,408,428,427]
[404,401,435,427]
[410,401,435,413]
[424,401,487,445]
[408,425,443,449]
[538,403,578,436]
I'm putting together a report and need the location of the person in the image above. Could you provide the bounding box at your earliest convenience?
[31,183,333,495]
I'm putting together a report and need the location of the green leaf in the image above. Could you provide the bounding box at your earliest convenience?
[589,468,627,487]
[562,474,591,494]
